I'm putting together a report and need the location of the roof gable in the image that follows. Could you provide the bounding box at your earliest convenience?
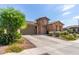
[36,16,50,21]
[49,21,64,25]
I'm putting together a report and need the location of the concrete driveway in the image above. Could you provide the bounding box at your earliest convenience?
[19,35,79,55]
[4,35,79,55]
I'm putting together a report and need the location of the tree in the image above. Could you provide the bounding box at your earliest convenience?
[0,8,27,45]
[0,8,26,33]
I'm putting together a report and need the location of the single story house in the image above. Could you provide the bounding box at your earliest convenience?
[21,17,64,35]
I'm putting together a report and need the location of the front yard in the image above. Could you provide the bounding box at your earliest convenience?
[0,37,36,54]
[0,8,36,54]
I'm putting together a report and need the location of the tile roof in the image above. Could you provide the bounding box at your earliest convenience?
[49,21,64,25]
[36,16,50,21]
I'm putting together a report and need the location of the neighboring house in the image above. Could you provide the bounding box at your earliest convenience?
[64,25,79,33]
[21,17,64,35]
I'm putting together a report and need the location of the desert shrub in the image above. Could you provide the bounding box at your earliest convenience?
[54,31,61,37]
[48,31,53,36]
[48,31,63,37]
[62,34,76,40]
[76,34,79,38]
[73,33,77,37]
[60,30,69,35]
[6,43,23,53]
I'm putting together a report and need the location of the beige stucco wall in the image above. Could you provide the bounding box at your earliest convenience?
[47,22,63,32]
[36,19,48,34]
[21,24,36,35]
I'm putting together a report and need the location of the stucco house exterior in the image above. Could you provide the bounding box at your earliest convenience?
[47,21,64,32]
[20,21,37,35]
[21,17,64,35]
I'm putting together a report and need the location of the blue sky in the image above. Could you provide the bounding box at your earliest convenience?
[0,4,79,27]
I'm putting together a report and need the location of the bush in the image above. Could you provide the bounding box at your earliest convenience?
[48,32,53,36]
[48,31,63,37]
[8,32,21,39]
[73,33,77,37]
[48,33,52,36]
[75,34,79,38]
[48,31,61,37]
[54,31,61,37]
[6,43,23,53]
[62,34,76,40]
[0,29,4,34]
[0,34,15,45]
[60,31,69,35]
[0,32,21,45]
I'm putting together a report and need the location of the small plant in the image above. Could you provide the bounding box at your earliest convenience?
[62,34,76,40]
[54,31,61,37]
[0,34,16,45]
[6,43,23,53]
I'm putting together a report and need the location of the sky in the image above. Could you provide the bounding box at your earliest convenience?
[0,4,79,27]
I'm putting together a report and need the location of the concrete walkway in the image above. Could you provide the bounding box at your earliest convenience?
[4,35,79,55]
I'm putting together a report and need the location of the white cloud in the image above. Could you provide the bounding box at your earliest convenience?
[62,5,75,11]
[73,16,79,19]
[62,12,70,16]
